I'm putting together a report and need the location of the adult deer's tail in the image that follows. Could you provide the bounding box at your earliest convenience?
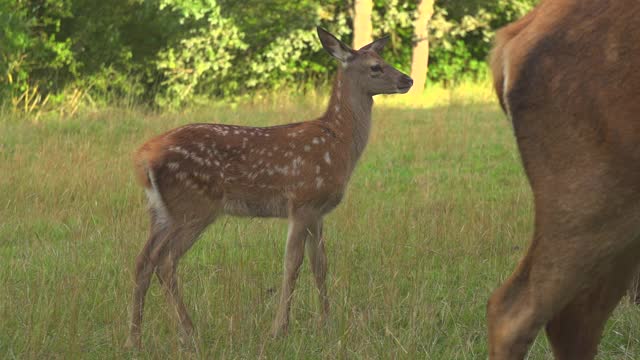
[489,8,539,115]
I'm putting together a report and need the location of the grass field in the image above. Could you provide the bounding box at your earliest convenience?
[2,84,640,359]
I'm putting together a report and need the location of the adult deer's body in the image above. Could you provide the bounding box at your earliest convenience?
[125,28,412,348]
[488,0,640,359]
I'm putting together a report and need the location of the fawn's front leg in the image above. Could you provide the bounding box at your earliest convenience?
[305,219,329,324]
[271,213,319,337]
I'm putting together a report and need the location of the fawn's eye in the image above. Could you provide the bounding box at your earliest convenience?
[370,64,382,72]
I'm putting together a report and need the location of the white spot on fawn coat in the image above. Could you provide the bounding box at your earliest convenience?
[324,152,331,164]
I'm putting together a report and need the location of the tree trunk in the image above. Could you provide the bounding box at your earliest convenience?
[353,0,373,49]
[409,0,435,96]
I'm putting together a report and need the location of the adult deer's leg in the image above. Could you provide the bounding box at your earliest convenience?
[305,219,329,322]
[271,211,317,337]
[487,234,595,360]
[545,248,640,360]
[488,211,640,360]
[487,239,555,360]
[126,212,170,349]
[627,270,640,304]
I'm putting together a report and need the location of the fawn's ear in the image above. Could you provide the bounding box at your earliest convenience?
[317,27,356,63]
[359,36,389,54]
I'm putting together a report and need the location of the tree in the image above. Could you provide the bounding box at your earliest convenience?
[409,0,435,95]
[353,0,373,49]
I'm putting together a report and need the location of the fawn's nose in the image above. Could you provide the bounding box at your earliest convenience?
[401,75,413,87]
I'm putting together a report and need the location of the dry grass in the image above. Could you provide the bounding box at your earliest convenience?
[2,84,639,359]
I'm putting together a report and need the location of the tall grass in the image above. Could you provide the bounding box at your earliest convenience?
[1,84,639,359]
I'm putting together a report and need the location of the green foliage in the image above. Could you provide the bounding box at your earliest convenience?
[0,0,539,109]
[154,0,247,108]
[224,0,351,92]
[1,0,76,99]
[242,29,322,90]
[427,0,536,83]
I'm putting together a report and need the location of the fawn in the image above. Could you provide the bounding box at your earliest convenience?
[126,27,413,348]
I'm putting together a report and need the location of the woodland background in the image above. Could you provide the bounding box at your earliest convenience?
[1,0,536,112]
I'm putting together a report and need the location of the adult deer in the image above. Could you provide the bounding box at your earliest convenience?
[488,0,640,359]
[125,27,413,348]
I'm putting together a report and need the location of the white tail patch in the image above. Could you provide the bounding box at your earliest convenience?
[502,54,513,122]
[145,168,170,226]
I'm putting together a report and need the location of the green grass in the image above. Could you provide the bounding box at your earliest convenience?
[2,84,640,359]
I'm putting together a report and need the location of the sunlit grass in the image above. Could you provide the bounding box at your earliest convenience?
[1,85,639,359]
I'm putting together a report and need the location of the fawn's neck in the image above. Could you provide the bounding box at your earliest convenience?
[323,70,374,170]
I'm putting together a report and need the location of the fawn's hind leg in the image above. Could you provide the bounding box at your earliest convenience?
[126,182,219,349]
[126,212,170,349]
[154,214,216,347]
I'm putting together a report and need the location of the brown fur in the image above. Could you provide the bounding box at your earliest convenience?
[125,28,413,348]
[487,1,640,359]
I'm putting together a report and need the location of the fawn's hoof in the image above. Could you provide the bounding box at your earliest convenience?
[178,334,199,353]
[270,323,289,338]
[124,336,141,351]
